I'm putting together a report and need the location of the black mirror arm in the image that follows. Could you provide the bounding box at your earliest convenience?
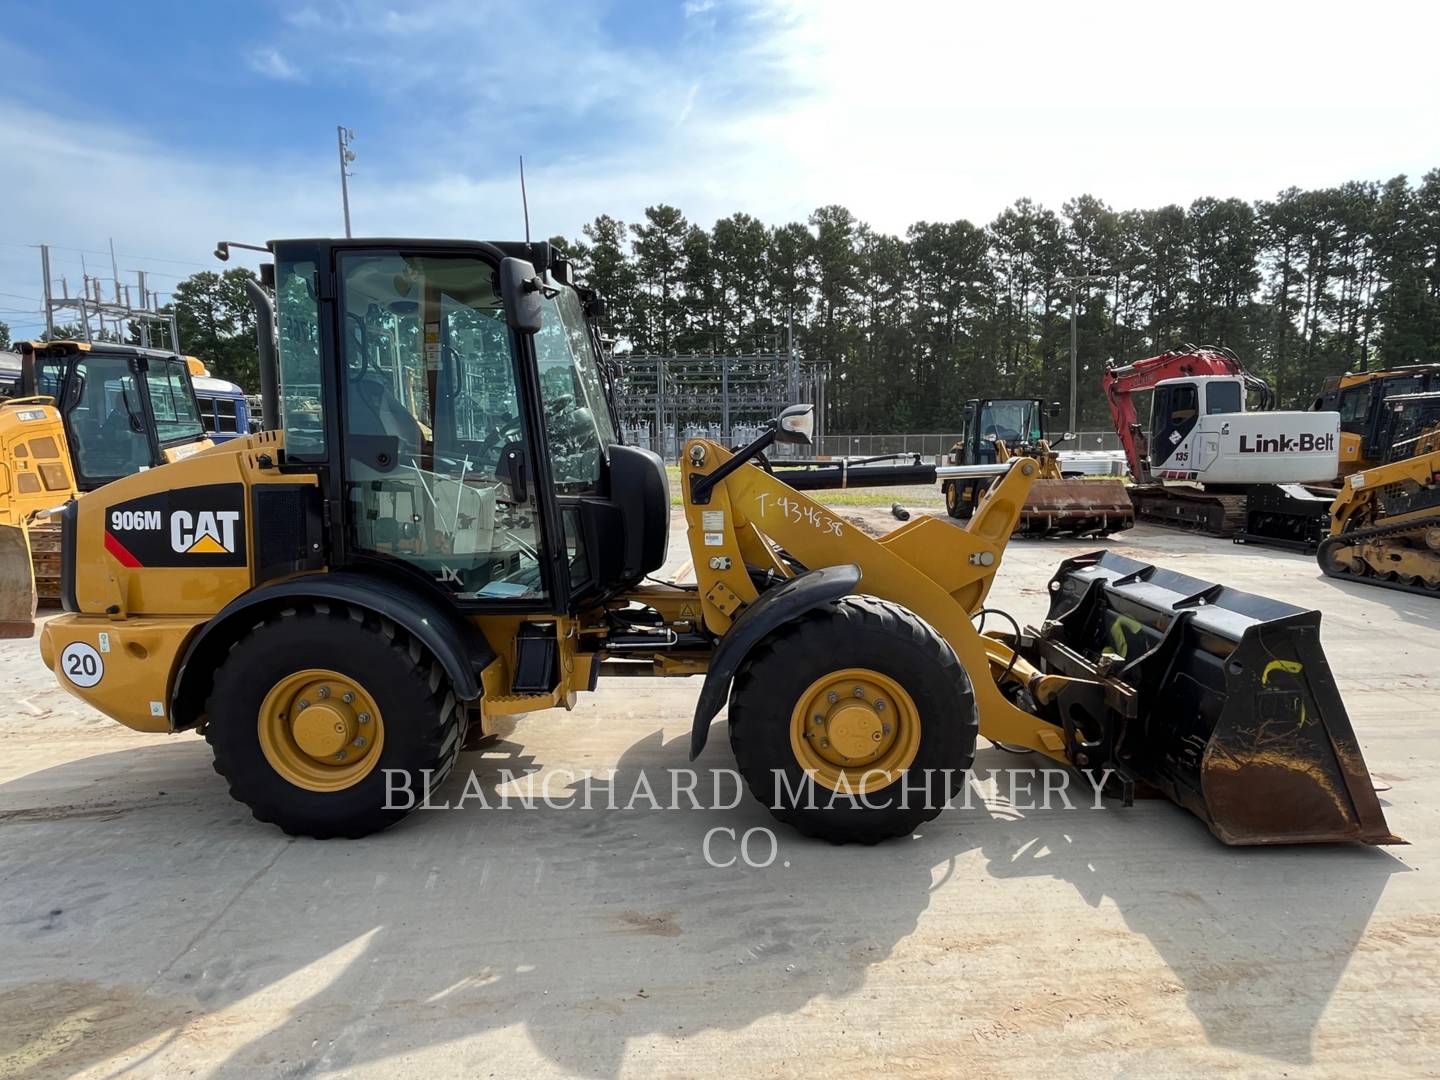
[691,427,777,505]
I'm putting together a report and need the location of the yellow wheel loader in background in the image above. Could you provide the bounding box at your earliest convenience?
[1320,390,1440,596]
[35,237,1396,846]
[940,397,1133,537]
[0,342,213,637]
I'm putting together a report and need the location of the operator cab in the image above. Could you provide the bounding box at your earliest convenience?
[952,398,1060,466]
[15,340,211,490]
[1378,391,1440,465]
[266,238,669,615]
[1147,375,1247,468]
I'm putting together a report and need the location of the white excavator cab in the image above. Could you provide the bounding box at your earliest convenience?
[1148,375,1340,485]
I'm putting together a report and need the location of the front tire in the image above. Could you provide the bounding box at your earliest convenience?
[204,604,465,838]
[728,596,978,844]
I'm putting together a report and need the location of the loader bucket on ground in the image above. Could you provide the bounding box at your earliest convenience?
[0,523,37,639]
[1032,551,1398,845]
[1018,478,1134,538]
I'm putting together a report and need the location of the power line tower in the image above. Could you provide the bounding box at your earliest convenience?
[38,243,181,349]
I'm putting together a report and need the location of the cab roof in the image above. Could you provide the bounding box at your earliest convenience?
[16,340,201,369]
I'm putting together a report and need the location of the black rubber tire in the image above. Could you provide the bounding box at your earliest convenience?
[943,480,964,519]
[728,596,978,844]
[204,603,465,839]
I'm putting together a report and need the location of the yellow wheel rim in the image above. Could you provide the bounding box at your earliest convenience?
[257,668,385,792]
[789,667,921,794]
[945,482,958,511]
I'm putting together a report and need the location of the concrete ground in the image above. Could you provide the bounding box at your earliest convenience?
[1,496,1436,1078]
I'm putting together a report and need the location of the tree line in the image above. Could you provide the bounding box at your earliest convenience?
[551,171,1440,432]
[37,169,1435,436]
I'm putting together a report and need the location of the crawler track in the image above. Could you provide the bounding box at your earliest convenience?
[1317,514,1440,597]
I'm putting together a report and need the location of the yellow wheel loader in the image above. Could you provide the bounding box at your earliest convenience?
[0,342,214,637]
[940,398,1133,537]
[1319,391,1440,596]
[36,237,1397,846]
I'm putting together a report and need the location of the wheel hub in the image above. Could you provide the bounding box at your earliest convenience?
[824,702,889,763]
[790,668,920,793]
[257,670,384,791]
[291,701,359,758]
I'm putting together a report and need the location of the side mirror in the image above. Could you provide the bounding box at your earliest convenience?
[1049,402,1062,418]
[499,257,544,335]
[774,403,814,446]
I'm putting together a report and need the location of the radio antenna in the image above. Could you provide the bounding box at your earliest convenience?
[519,155,531,245]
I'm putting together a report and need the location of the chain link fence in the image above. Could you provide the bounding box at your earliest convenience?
[622,427,1125,463]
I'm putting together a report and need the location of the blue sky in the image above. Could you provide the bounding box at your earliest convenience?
[2,0,1438,340]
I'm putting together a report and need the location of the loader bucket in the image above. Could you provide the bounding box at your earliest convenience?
[0,523,37,639]
[1018,478,1134,538]
[1033,551,1398,845]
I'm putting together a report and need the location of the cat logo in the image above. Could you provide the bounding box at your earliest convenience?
[171,510,241,555]
[104,483,248,568]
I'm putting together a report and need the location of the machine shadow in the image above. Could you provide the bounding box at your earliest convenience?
[0,733,1404,1077]
[1307,573,1440,628]
[964,745,1405,1065]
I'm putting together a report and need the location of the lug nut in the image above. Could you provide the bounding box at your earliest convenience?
[813,715,825,725]
[882,723,892,736]
[358,713,371,724]
[318,686,331,699]
[826,692,838,704]
[353,736,367,749]
[342,692,355,704]
[875,700,886,711]
[852,687,864,698]
[820,738,830,748]
[297,699,309,710]
[334,750,347,761]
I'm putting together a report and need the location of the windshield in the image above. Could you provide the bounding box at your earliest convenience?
[147,356,205,443]
[977,400,1041,444]
[1388,398,1440,462]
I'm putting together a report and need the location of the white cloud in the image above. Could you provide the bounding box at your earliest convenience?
[246,46,302,82]
[4,0,1438,328]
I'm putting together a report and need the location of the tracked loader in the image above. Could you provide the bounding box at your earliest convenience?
[1319,391,1440,596]
[36,237,1396,847]
[940,397,1133,537]
[0,342,213,637]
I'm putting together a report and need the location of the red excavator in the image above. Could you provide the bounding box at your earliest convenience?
[1103,345,1341,548]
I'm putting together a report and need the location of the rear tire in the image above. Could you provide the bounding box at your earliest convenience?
[728,596,977,844]
[204,604,465,839]
[943,480,963,519]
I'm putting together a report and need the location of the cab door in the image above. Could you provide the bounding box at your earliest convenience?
[333,248,558,608]
[1149,382,1199,468]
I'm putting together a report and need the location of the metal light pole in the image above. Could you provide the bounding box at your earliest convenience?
[1055,273,1111,433]
[336,126,356,238]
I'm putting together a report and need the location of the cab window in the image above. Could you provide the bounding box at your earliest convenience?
[339,252,546,602]
[1205,381,1241,415]
[63,356,152,482]
[535,287,616,492]
[276,256,326,459]
[147,357,205,444]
